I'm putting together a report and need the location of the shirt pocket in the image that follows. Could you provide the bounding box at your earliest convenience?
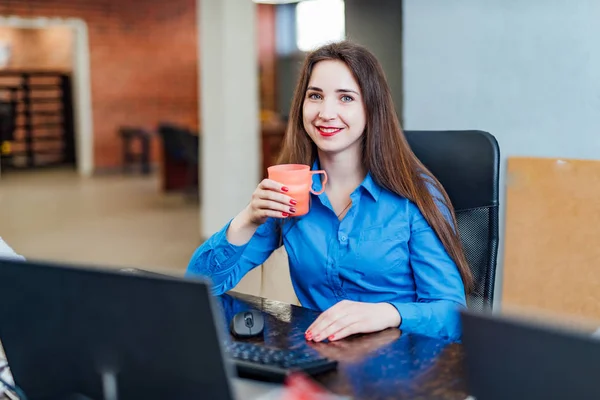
[354,224,411,272]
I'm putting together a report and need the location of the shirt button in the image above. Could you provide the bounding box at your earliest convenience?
[340,235,347,242]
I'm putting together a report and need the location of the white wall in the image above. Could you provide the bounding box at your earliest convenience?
[345,0,404,120]
[198,0,260,238]
[403,0,600,306]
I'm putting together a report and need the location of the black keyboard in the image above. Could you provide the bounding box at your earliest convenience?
[225,341,338,382]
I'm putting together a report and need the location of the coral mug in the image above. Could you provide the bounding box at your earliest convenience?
[267,164,328,216]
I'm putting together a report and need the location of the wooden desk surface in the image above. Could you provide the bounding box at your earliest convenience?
[221,292,469,400]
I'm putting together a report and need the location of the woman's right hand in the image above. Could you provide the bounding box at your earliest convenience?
[243,179,297,226]
[227,179,297,246]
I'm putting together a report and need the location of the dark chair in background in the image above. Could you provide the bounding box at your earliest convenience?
[118,126,152,175]
[0,99,15,142]
[0,98,16,172]
[157,122,200,199]
[404,130,500,311]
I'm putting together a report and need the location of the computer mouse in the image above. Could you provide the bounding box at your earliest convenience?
[230,310,264,338]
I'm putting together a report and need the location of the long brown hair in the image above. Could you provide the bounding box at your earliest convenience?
[276,40,473,293]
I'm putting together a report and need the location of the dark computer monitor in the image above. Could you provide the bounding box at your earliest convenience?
[461,309,600,400]
[0,258,236,400]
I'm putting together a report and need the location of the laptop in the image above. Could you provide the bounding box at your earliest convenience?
[461,309,600,400]
[0,258,238,400]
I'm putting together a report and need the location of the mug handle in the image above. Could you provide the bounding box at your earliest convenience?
[309,170,328,195]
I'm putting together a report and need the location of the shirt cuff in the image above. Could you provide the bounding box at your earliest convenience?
[208,220,250,273]
[390,302,422,332]
[389,301,463,342]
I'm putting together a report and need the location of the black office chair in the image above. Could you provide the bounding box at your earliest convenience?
[404,130,500,311]
[157,122,201,200]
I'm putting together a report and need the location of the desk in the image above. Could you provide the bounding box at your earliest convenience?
[0,291,469,400]
[220,292,469,400]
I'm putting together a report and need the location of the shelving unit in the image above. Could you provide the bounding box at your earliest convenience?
[0,70,75,171]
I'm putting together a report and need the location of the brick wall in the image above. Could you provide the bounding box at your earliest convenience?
[257,4,277,113]
[1,0,199,169]
[1,0,278,170]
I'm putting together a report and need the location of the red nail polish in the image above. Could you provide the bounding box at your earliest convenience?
[290,199,297,205]
[328,335,335,341]
[282,212,289,217]
[289,207,296,213]
[281,186,289,192]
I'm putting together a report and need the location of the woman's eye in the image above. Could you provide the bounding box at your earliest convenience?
[308,93,322,100]
[341,95,353,102]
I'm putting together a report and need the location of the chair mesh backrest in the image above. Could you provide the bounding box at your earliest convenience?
[404,130,500,311]
[456,206,499,311]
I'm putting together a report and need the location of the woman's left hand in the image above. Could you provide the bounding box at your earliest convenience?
[307,328,401,363]
[305,300,401,342]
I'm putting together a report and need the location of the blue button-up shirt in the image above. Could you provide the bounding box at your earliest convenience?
[186,166,467,341]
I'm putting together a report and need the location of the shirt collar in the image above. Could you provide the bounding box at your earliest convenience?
[310,159,382,202]
[360,172,383,202]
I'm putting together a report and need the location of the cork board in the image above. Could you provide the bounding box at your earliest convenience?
[502,157,600,323]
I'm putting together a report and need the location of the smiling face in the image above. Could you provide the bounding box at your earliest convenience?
[302,60,367,156]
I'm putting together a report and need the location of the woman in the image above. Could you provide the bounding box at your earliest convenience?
[186,41,472,342]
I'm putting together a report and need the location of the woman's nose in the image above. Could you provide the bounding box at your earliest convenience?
[318,99,337,120]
